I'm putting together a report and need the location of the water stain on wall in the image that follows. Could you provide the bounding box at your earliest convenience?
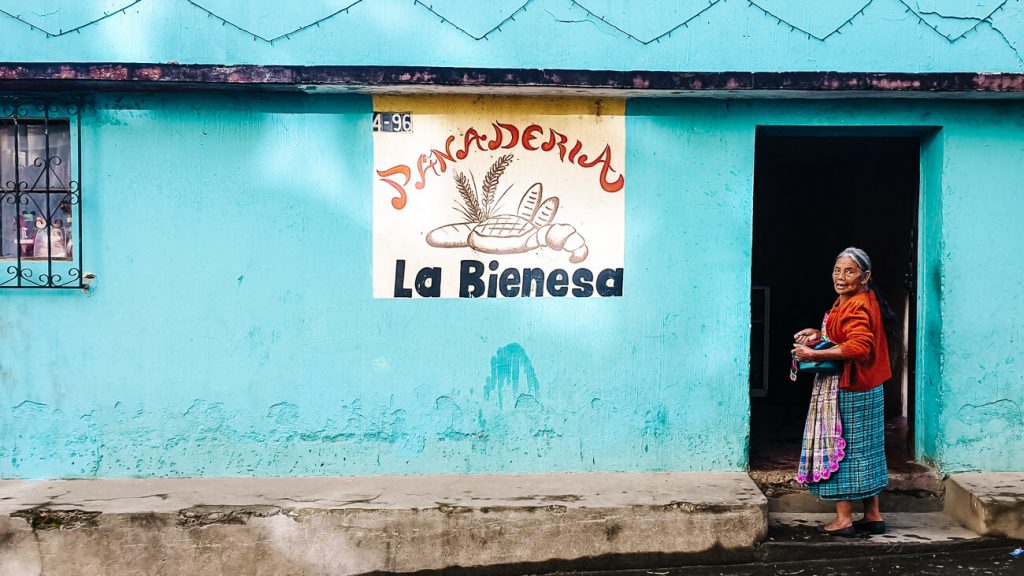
[484,343,539,409]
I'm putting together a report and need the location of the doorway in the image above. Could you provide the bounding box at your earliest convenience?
[748,133,919,473]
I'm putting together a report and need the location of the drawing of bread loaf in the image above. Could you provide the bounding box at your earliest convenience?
[426,178,589,263]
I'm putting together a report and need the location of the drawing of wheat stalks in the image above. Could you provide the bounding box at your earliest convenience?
[453,172,481,222]
[452,154,515,223]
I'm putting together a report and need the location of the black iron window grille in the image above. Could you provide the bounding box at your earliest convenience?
[0,99,83,289]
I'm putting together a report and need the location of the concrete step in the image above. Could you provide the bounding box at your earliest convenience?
[750,465,945,513]
[0,472,767,576]
[945,472,1024,540]
[758,512,1013,563]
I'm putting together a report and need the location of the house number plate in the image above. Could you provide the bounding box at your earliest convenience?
[373,112,413,133]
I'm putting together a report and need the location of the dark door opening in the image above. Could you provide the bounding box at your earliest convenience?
[749,134,919,474]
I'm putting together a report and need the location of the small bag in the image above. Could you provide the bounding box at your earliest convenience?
[797,340,843,375]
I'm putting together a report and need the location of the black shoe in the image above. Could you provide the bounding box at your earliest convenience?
[816,523,858,537]
[853,519,886,534]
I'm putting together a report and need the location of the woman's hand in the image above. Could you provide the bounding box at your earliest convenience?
[792,344,818,361]
[793,328,821,345]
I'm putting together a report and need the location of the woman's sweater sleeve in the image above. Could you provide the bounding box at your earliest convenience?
[838,304,874,362]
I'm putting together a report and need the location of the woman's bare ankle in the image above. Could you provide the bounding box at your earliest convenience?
[826,516,853,530]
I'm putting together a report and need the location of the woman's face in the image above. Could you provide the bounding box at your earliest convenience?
[832,256,870,297]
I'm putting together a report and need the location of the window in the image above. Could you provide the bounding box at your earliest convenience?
[0,100,82,289]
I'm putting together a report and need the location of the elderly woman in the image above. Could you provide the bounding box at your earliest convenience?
[791,247,891,537]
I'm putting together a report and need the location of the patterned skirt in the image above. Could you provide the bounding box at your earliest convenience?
[805,383,888,501]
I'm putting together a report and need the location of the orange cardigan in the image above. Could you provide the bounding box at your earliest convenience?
[824,290,891,392]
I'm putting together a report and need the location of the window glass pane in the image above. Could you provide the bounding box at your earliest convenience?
[0,123,13,189]
[0,120,73,262]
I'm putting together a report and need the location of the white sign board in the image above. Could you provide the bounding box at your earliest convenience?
[372,96,625,298]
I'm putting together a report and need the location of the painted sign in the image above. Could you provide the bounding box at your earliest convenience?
[373,96,625,298]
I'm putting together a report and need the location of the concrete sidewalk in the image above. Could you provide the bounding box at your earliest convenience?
[2,471,1020,576]
[945,472,1024,540]
[0,472,767,576]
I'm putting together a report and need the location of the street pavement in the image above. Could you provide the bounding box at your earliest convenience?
[548,511,1024,576]
[554,546,1023,575]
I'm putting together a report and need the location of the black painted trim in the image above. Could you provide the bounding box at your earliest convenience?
[1,63,1023,94]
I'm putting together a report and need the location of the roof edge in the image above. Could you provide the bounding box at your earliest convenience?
[1,64,1023,97]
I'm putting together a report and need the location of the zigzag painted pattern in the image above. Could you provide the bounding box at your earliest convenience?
[0,0,1017,52]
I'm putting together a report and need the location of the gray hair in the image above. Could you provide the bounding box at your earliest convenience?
[836,247,872,273]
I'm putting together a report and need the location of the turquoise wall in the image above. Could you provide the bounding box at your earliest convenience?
[0,0,1022,72]
[1,92,756,478]
[2,94,1022,478]
[927,112,1024,470]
